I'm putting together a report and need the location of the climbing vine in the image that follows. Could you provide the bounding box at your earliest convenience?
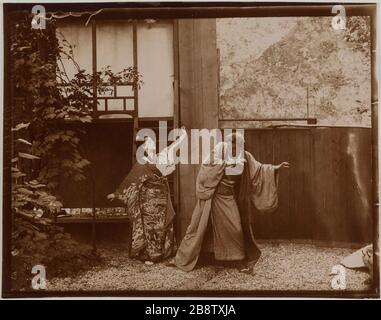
[10,11,142,289]
[12,13,142,191]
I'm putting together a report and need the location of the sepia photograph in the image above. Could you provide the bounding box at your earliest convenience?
[1,1,379,299]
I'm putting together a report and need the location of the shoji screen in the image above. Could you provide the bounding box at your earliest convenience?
[57,19,174,117]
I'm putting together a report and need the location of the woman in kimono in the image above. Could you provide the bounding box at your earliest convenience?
[173,132,289,272]
[108,127,187,263]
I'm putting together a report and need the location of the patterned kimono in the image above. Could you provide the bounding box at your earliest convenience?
[114,163,176,262]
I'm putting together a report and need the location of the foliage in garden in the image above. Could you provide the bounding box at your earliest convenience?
[10,12,141,290]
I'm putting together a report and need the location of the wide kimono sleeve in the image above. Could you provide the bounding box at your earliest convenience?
[113,163,151,206]
[245,151,280,213]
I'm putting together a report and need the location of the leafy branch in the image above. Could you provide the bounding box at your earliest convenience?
[10,12,142,276]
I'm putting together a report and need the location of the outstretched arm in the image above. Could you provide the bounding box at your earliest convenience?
[165,125,187,156]
[107,193,115,201]
[154,126,187,176]
[274,162,290,170]
[159,126,187,166]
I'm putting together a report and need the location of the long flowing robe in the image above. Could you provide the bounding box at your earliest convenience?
[114,163,176,262]
[174,150,279,271]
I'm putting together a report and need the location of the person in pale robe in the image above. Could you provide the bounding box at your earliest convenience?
[107,127,187,263]
[173,132,289,272]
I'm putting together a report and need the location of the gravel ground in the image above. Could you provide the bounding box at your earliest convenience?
[46,242,371,292]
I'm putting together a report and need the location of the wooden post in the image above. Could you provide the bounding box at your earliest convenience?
[177,19,219,240]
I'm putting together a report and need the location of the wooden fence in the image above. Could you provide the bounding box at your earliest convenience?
[245,127,372,243]
[61,124,373,243]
